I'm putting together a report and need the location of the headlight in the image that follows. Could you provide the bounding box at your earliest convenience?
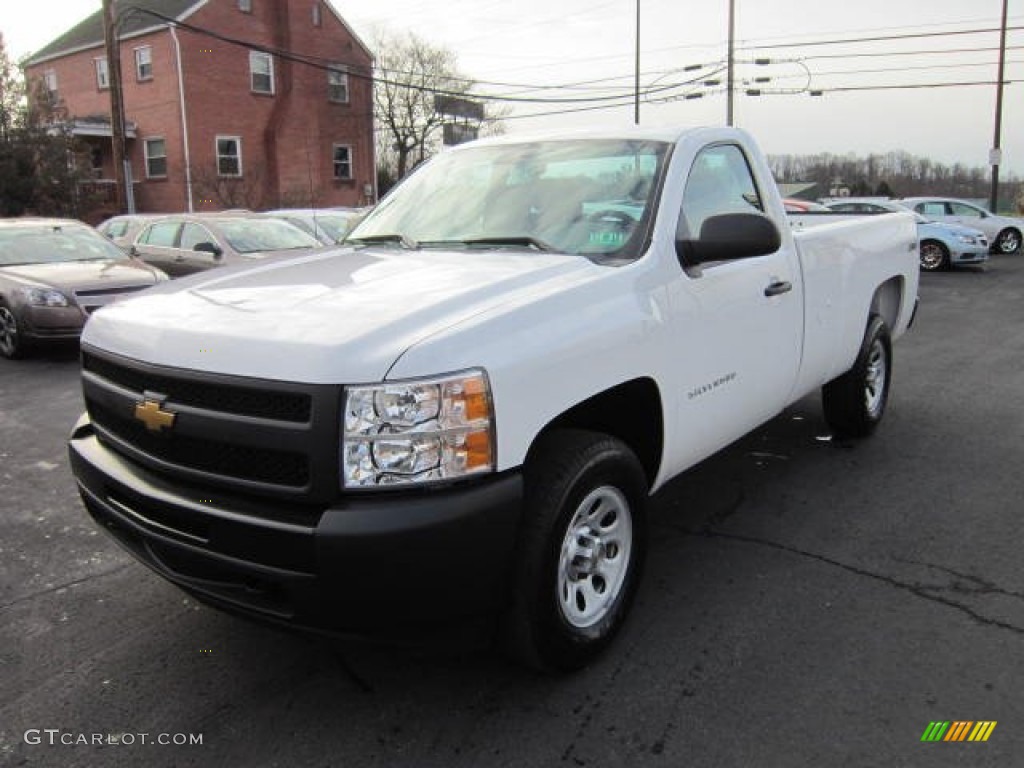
[18,287,70,307]
[956,234,978,244]
[342,369,494,488]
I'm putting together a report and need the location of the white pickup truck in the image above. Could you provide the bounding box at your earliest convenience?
[69,126,919,671]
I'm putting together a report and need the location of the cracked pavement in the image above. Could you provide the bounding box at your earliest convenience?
[2,253,1023,767]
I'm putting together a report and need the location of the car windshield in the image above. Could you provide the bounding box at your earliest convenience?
[311,215,357,242]
[0,224,124,266]
[349,139,671,261]
[214,219,321,254]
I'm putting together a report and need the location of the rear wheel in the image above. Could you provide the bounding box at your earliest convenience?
[822,315,892,438]
[994,228,1021,255]
[504,429,647,672]
[0,303,27,359]
[919,240,949,271]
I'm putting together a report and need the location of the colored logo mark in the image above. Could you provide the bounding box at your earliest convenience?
[921,721,997,742]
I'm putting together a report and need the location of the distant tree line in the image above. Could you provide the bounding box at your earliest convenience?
[768,150,1023,212]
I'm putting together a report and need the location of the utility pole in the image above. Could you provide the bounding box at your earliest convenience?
[726,0,735,126]
[989,0,1009,213]
[103,0,129,213]
[634,0,640,124]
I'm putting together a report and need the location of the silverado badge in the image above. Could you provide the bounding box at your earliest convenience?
[134,399,176,433]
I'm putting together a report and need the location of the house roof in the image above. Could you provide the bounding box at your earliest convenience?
[23,0,206,66]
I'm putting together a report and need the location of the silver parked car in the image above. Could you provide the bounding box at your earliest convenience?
[824,199,989,271]
[263,208,364,245]
[899,197,1022,255]
[130,213,322,277]
[96,213,163,251]
[0,218,167,358]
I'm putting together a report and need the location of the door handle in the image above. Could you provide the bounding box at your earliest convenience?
[764,280,792,297]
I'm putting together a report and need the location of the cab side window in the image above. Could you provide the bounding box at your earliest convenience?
[678,144,763,241]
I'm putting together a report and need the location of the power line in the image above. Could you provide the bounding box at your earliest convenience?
[742,25,1024,52]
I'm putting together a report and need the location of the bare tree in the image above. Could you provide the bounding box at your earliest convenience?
[373,31,501,185]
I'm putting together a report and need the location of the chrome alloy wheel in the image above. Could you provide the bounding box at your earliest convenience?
[0,306,18,358]
[864,337,888,418]
[997,229,1021,254]
[557,486,633,629]
[919,242,946,271]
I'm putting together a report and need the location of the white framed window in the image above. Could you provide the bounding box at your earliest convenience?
[135,46,153,81]
[312,2,322,26]
[238,0,252,11]
[332,144,352,180]
[42,69,58,95]
[327,66,349,103]
[249,51,274,94]
[95,57,109,90]
[217,136,242,177]
[144,138,167,178]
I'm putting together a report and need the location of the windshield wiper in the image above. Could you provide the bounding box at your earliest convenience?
[346,233,419,249]
[420,236,558,252]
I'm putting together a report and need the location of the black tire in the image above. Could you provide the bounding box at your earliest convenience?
[919,240,949,271]
[504,429,647,672]
[0,302,27,359]
[822,315,892,438]
[994,228,1021,255]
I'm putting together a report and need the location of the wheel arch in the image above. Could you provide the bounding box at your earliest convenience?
[869,276,904,334]
[527,377,664,488]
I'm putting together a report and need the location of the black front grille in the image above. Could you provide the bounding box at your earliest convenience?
[75,285,150,298]
[91,402,309,487]
[81,347,340,500]
[83,351,312,422]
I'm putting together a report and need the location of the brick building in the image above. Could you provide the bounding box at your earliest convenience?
[23,0,375,216]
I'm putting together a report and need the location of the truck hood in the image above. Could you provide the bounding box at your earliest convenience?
[83,246,601,383]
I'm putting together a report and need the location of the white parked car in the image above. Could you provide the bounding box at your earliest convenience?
[899,197,1022,255]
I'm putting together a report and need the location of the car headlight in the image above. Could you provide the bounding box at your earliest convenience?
[956,234,978,244]
[342,369,495,488]
[18,287,70,307]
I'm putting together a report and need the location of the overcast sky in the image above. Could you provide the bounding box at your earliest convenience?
[3,0,1022,175]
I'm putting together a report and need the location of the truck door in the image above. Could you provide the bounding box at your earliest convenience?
[665,142,803,467]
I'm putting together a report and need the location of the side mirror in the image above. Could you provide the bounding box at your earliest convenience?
[677,212,781,267]
[193,241,223,258]
[129,244,139,257]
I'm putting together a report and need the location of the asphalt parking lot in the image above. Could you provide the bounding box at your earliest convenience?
[2,253,1023,767]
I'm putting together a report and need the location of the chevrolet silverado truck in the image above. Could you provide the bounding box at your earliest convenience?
[69,126,919,671]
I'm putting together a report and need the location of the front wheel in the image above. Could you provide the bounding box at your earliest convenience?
[822,315,892,438]
[919,240,949,271]
[504,429,647,672]
[0,303,27,359]
[994,228,1021,255]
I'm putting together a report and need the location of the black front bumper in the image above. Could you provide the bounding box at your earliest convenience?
[69,417,523,635]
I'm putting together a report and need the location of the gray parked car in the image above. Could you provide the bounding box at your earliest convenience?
[899,197,1022,255]
[96,213,163,251]
[0,218,167,358]
[130,213,322,277]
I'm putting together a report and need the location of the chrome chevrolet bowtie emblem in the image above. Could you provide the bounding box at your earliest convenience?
[134,399,176,433]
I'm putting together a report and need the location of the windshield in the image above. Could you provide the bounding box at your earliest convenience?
[215,219,320,254]
[0,224,125,266]
[350,139,671,261]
